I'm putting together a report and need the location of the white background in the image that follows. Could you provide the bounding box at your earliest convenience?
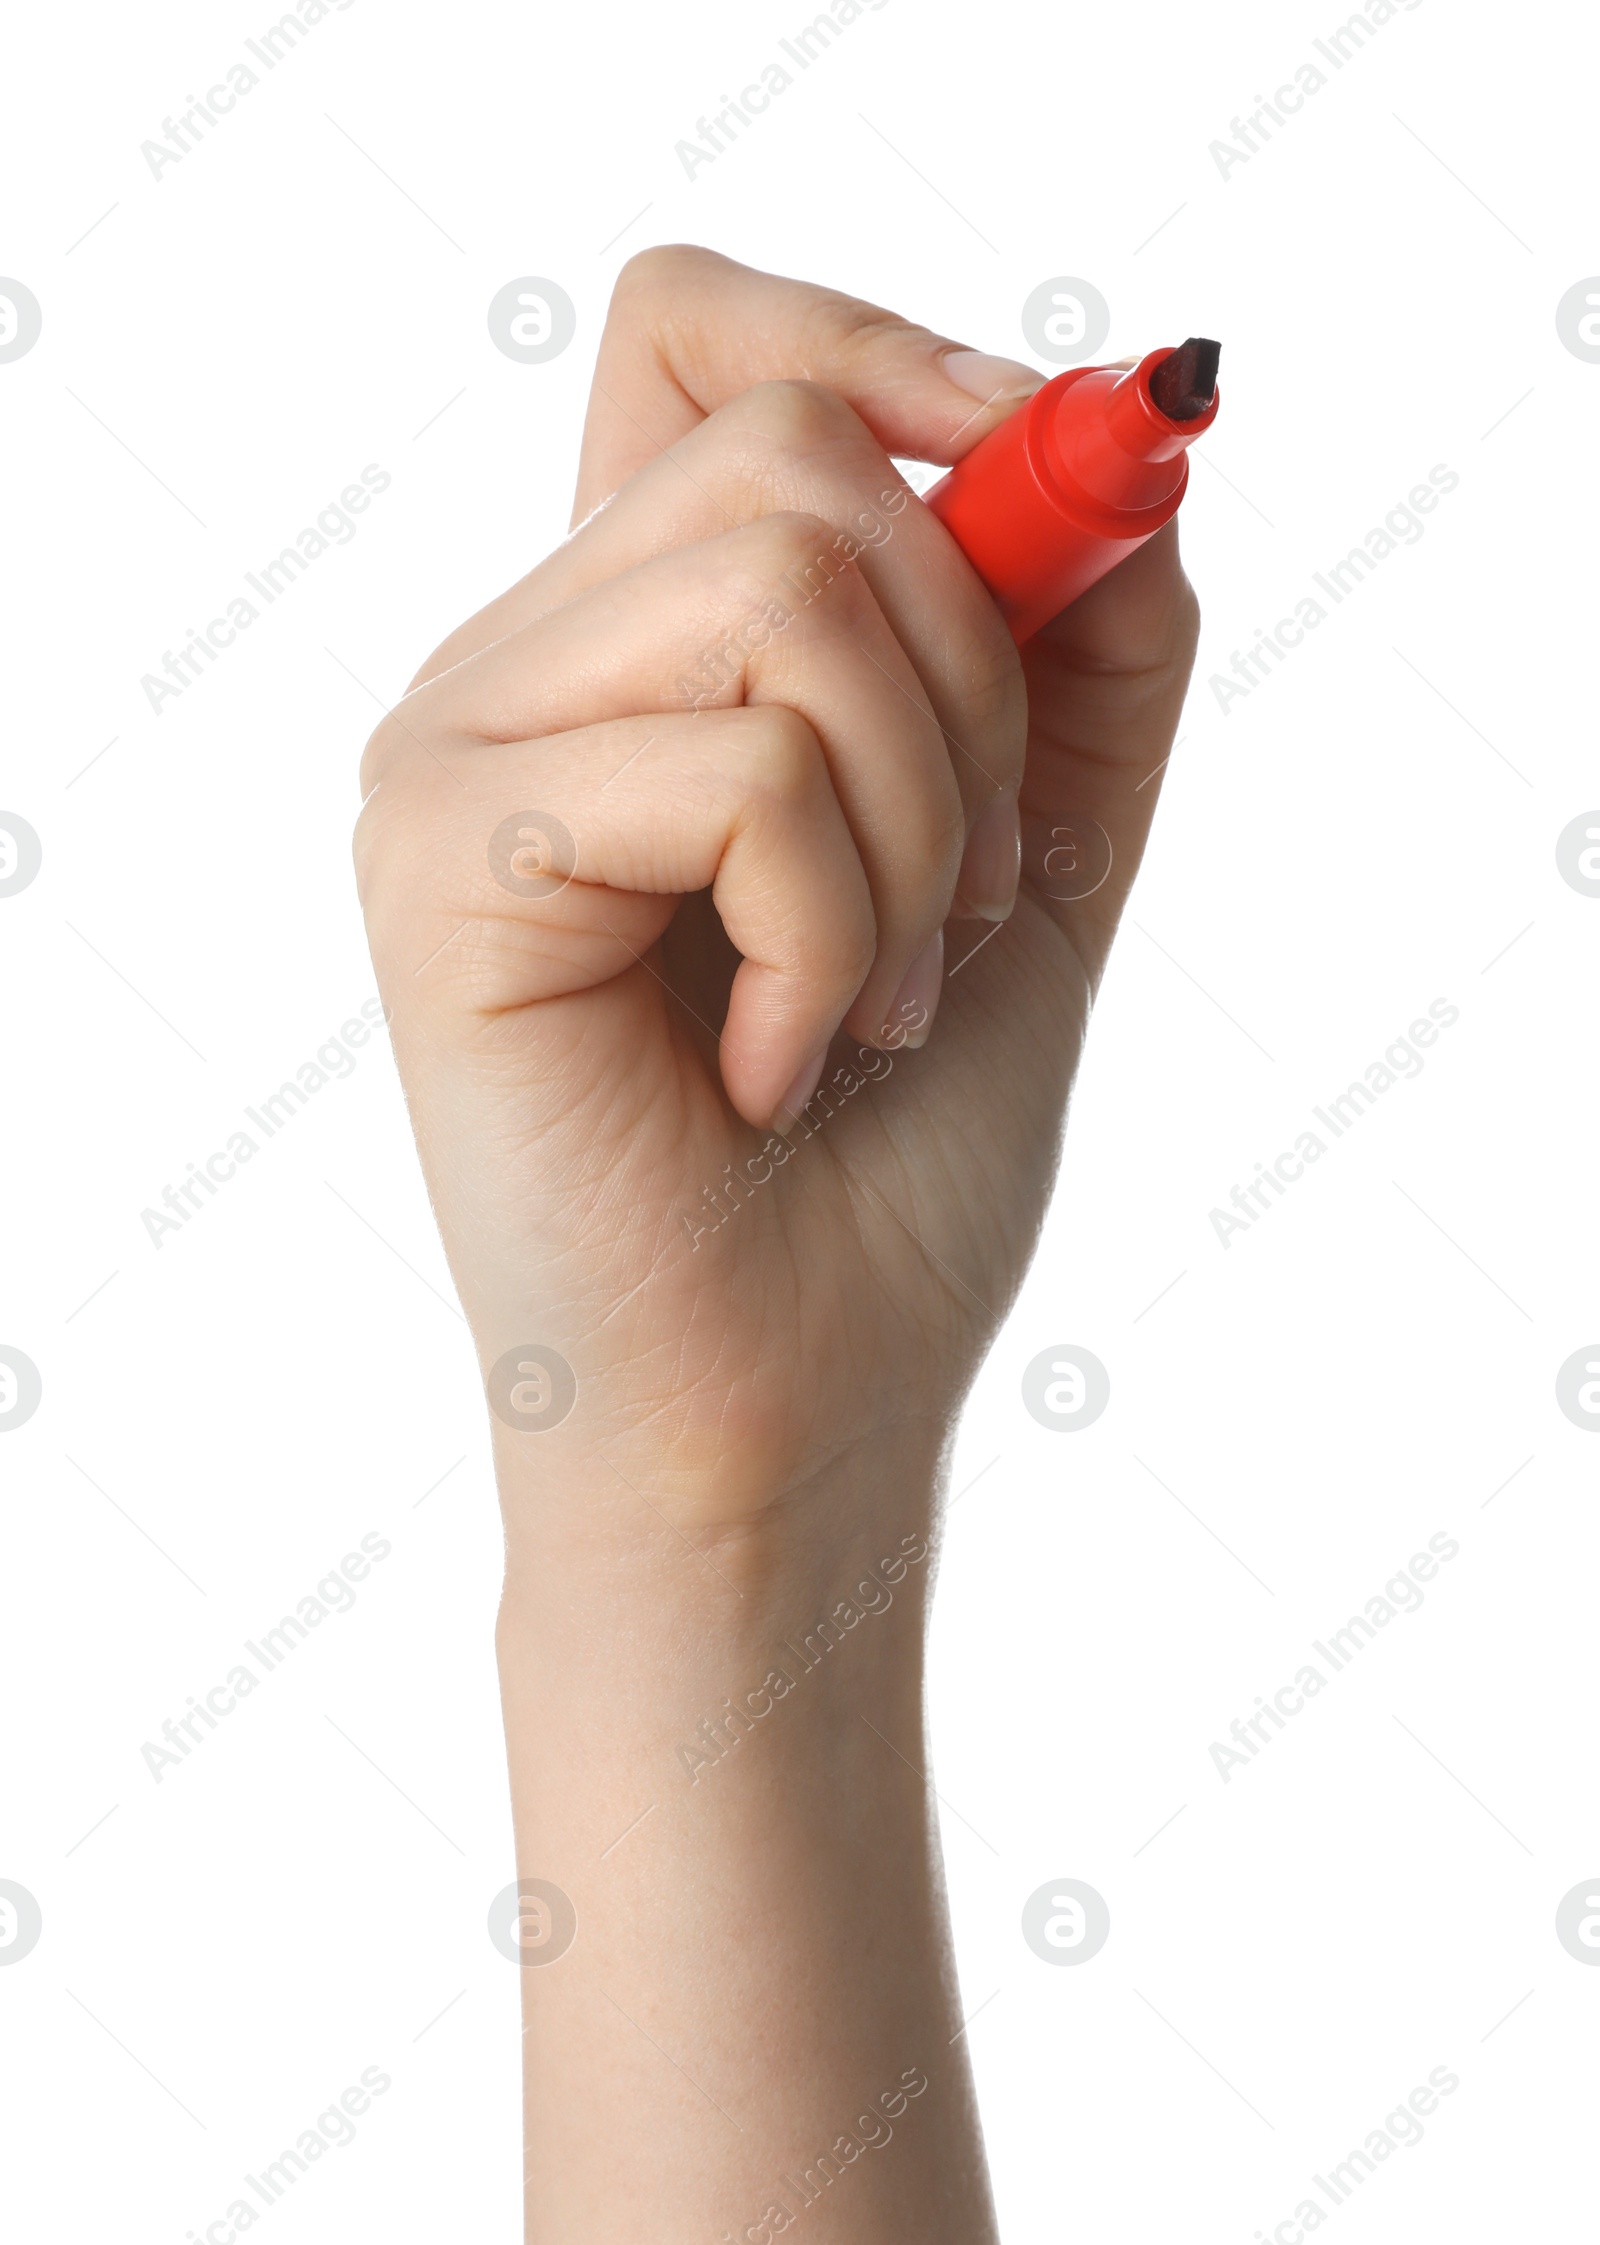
[3,0,1597,2237]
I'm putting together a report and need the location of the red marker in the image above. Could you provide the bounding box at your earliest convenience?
[922,338,1221,643]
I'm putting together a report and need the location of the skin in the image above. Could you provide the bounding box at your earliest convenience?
[355,246,1199,2242]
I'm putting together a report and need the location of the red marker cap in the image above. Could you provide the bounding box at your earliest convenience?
[923,338,1221,643]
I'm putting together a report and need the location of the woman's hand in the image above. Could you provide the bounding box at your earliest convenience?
[355,247,1199,1548]
[357,246,1201,2245]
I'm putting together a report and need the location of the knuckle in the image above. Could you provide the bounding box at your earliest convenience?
[610,241,720,314]
[735,377,860,454]
[351,769,420,898]
[951,631,1030,791]
[707,511,859,636]
[831,911,878,999]
[804,858,876,992]
[1170,574,1203,663]
[740,701,827,800]
[723,705,876,991]
[732,507,840,585]
[357,709,413,798]
[350,787,411,963]
[351,737,458,915]
[809,290,931,359]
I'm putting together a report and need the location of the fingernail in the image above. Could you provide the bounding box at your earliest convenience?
[939,348,1044,404]
[882,929,944,1052]
[954,793,1021,922]
[773,1046,828,1137]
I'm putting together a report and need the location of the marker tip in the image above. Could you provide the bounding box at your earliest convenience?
[1149,337,1221,421]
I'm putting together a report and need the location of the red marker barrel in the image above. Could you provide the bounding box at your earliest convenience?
[922,344,1220,644]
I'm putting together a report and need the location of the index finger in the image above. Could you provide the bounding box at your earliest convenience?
[572,245,1044,521]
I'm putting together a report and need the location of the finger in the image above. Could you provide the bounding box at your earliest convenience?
[375,513,969,1047]
[358,704,877,1132]
[574,245,1045,520]
[1018,519,1201,978]
[413,379,1028,916]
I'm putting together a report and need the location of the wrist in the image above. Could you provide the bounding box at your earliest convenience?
[491,1401,952,1568]
[493,1450,940,1838]
[496,1479,937,1707]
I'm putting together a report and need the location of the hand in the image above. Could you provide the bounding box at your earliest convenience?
[355,247,1199,1547]
[357,248,1202,2245]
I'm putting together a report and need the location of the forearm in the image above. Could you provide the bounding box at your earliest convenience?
[496,1454,999,2244]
